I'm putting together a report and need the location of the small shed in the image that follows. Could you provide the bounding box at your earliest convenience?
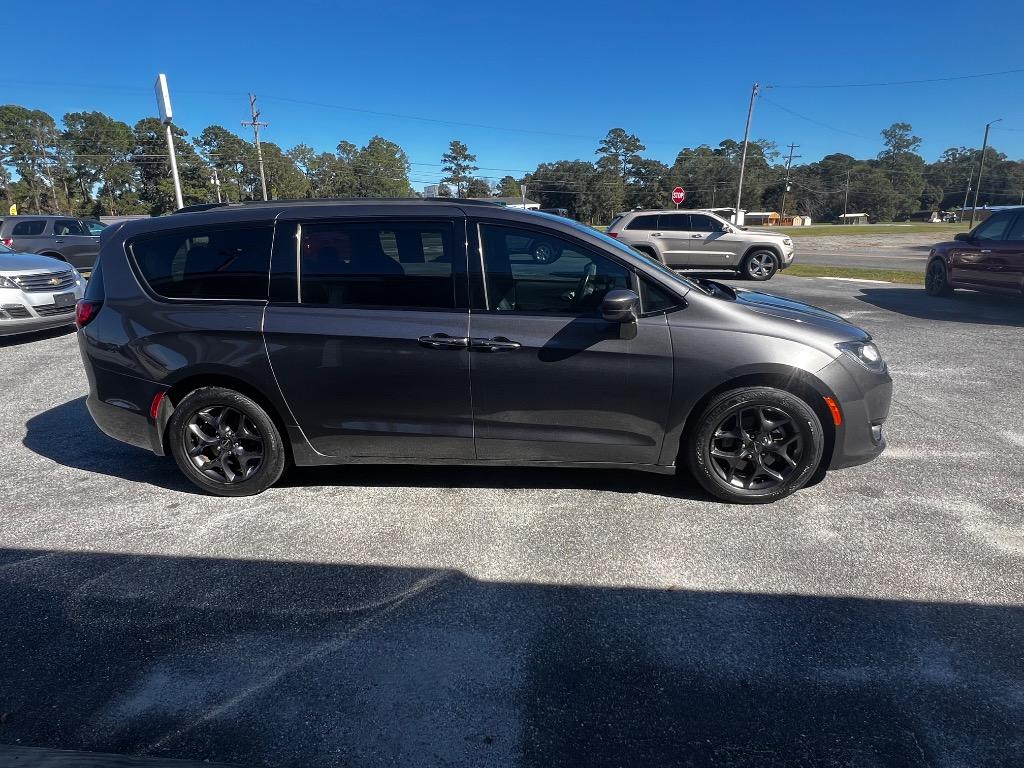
[744,211,781,226]
[837,213,869,225]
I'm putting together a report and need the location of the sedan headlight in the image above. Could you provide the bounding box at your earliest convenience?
[782,237,793,246]
[0,275,19,290]
[836,340,886,373]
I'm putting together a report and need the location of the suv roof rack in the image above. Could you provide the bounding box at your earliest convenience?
[170,197,505,214]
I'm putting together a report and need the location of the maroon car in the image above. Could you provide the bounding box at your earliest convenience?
[926,207,1024,297]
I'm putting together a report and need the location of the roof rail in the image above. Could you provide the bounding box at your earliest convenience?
[172,203,232,214]
[170,197,509,214]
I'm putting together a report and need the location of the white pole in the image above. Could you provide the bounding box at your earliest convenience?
[734,82,760,223]
[165,123,184,210]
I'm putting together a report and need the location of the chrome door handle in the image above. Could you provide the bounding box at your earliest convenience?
[691,234,703,239]
[471,336,521,352]
[651,232,661,237]
[54,239,65,243]
[980,249,992,253]
[418,333,469,349]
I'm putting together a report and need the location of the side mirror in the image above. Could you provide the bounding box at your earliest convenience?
[601,289,640,323]
[953,232,972,242]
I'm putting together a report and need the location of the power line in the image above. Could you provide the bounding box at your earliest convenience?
[773,66,1024,89]
[760,96,874,140]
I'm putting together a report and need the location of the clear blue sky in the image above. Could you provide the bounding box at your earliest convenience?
[4,0,1024,190]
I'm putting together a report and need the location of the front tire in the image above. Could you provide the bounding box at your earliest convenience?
[684,387,824,504]
[925,258,953,297]
[741,250,778,281]
[168,387,287,497]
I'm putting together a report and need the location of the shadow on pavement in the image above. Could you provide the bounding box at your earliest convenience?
[0,324,76,348]
[856,287,1024,327]
[0,549,1019,767]
[22,397,195,493]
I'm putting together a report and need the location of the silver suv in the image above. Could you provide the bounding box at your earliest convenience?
[0,215,101,271]
[607,210,795,281]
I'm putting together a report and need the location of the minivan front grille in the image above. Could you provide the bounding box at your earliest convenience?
[34,303,75,317]
[12,270,77,293]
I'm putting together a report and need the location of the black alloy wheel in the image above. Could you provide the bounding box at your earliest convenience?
[168,386,287,496]
[925,259,953,297]
[708,405,803,491]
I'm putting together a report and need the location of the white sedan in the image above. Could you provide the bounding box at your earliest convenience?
[0,245,86,336]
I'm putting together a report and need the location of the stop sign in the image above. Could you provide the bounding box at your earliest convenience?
[672,187,686,205]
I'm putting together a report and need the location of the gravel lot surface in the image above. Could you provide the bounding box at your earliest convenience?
[1,276,1021,767]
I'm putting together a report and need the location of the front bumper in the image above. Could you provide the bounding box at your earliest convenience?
[816,354,892,469]
[0,283,85,336]
[779,244,795,269]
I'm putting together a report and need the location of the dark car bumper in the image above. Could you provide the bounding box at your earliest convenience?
[816,355,893,469]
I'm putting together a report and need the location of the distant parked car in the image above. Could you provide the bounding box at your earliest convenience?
[83,219,108,235]
[0,243,86,336]
[606,209,795,281]
[925,206,1024,297]
[539,207,570,218]
[0,215,100,270]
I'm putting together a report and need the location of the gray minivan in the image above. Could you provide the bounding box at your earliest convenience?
[77,200,891,503]
[1,215,100,270]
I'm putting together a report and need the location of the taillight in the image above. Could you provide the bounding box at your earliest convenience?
[607,232,618,238]
[1,238,12,247]
[75,299,102,328]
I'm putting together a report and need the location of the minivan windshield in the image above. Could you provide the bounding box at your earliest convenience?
[547,213,700,295]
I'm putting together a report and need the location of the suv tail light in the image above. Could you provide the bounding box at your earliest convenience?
[1,238,12,247]
[75,299,102,328]
[607,232,619,238]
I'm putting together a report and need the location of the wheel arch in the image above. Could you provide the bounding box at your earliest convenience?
[39,251,67,261]
[741,243,783,264]
[161,371,294,461]
[673,368,838,471]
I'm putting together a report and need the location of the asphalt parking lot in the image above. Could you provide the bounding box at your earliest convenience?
[1,275,1022,767]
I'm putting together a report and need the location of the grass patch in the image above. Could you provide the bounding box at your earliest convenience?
[766,223,969,237]
[785,264,924,284]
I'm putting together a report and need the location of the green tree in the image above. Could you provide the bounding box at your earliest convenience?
[353,136,411,197]
[497,175,520,197]
[0,105,62,213]
[596,128,645,181]
[132,118,209,214]
[464,177,492,198]
[195,125,257,201]
[260,141,307,199]
[441,140,478,197]
[62,111,136,215]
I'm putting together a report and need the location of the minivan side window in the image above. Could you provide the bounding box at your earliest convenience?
[130,225,273,300]
[1005,214,1024,241]
[12,221,46,236]
[299,220,456,309]
[625,215,660,230]
[480,223,631,314]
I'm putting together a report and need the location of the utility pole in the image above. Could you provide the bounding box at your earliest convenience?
[734,82,760,224]
[961,166,973,216]
[780,142,801,223]
[154,74,184,210]
[210,167,222,203]
[970,118,1002,228]
[242,93,269,201]
[843,169,852,218]
[520,182,527,210]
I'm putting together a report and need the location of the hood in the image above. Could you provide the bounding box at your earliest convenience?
[731,286,870,341]
[0,250,73,273]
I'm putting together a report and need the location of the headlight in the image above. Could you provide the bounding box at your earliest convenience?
[0,275,19,289]
[836,340,886,373]
[782,238,793,246]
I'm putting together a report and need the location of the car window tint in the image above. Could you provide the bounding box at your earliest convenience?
[973,214,1011,241]
[300,220,455,309]
[1004,214,1024,241]
[130,226,272,300]
[688,214,718,231]
[480,224,630,314]
[639,278,682,314]
[54,219,89,236]
[625,214,659,231]
[658,214,690,231]
[11,220,46,236]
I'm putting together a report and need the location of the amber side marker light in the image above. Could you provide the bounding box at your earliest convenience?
[823,396,843,426]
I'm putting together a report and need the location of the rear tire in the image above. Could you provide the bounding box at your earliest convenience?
[741,250,778,281]
[684,387,824,504]
[168,387,287,497]
[925,258,953,297]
